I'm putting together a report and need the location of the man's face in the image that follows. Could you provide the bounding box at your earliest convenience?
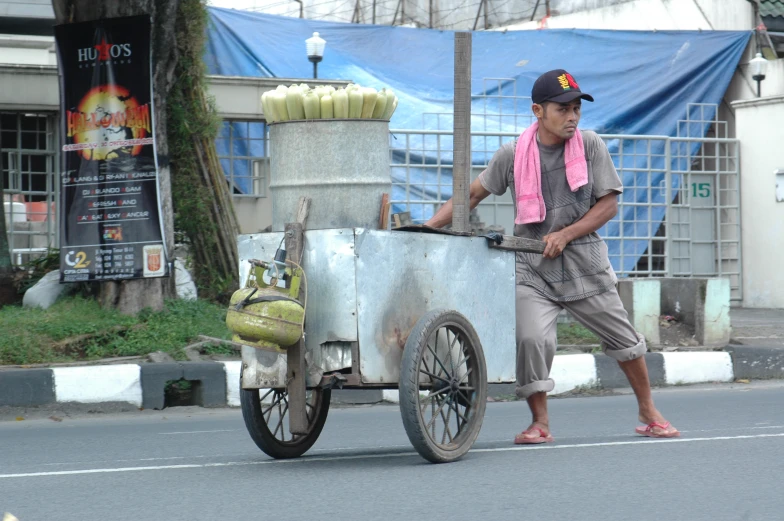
[534,99,582,140]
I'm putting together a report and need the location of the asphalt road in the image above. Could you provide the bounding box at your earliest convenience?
[2,382,784,521]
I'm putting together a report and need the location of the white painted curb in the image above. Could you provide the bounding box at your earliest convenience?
[382,390,400,403]
[36,351,740,409]
[53,365,142,407]
[221,361,242,407]
[221,361,273,405]
[382,390,441,403]
[381,354,599,403]
[661,352,734,385]
[549,354,598,395]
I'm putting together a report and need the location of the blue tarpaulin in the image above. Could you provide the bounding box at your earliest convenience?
[205,7,750,273]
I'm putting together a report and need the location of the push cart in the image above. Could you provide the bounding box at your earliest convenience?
[234,225,543,463]
[230,36,543,462]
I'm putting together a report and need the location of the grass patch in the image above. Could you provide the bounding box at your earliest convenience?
[200,341,237,356]
[556,322,600,345]
[1,296,601,365]
[0,295,232,365]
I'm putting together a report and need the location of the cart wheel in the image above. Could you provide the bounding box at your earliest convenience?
[399,309,488,463]
[240,383,330,459]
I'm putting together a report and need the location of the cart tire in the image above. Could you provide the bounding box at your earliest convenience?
[399,309,488,463]
[240,381,330,459]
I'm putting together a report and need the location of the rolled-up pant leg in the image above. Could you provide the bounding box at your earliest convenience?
[515,284,564,399]
[563,285,647,362]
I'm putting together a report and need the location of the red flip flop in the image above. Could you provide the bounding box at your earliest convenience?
[514,426,554,445]
[635,421,680,438]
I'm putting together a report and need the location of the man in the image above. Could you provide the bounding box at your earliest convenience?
[425,69,679,443]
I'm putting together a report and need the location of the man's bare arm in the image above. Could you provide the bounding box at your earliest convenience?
[425,176,493,228]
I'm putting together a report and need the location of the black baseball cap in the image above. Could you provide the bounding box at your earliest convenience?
[531,69,594,104]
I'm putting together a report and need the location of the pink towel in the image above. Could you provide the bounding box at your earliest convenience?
[513,121,588,225]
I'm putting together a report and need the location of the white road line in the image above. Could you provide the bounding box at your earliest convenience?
[2,432,782,479]
[41,454,237,467]
[0,463,247,479]
[36,447,411,467]
[31,427,784,468]
[474,432,784,452]
[487,425,784,442]
[312,444,411,453]
[158,430,239,435]
[683,425,784,433]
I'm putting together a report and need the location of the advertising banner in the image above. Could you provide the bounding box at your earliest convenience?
[55,15,169,283]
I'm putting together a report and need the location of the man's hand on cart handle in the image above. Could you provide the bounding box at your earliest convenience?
[542,230,572,259]
[540,194,619,259]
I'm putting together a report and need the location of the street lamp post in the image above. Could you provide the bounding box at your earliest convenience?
[750,52,768,98]
[306,32,326,80]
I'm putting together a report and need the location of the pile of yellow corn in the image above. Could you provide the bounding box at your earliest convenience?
[261,83,398,123]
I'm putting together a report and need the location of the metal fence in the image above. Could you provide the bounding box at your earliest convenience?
[388,128,742,300]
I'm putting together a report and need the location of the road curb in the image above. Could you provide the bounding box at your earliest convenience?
[726,346,784,380]
[0,348,773,408]
[594,353,666,389]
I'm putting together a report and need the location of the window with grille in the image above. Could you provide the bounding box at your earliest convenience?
[215,120,269,198]
[2,112,58,264]
[2,112,56,203]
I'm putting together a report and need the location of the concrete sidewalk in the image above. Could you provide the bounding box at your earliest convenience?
[0,307,782,410]
[730,308,784,347]
[726,308,784,381]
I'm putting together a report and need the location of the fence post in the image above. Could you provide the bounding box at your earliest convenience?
[452,32,471,233]
[665,137,673,277]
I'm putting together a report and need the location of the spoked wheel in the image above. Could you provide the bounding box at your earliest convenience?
[240,385,331,459]
[399,309,488,463]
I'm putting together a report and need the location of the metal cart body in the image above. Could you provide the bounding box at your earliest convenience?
[238,228,516,391]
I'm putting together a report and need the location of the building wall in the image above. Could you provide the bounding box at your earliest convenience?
[722,51,784,137]
[733,95,784,308]
[0,0,54,19]
[496,0,752,31]
[726,50,784,102]
[234,197,272,234]
[0,36,55,65]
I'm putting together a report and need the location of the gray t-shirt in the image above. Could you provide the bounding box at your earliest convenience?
[478,130,622,302]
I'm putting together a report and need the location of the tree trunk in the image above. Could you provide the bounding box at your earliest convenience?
[52,0,179,314]
[167,0,240,303]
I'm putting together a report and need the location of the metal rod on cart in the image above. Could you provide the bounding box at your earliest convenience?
[286,196,311,436]
[452,32,472,234]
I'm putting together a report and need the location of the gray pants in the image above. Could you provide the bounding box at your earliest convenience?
[515,283,647,399]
